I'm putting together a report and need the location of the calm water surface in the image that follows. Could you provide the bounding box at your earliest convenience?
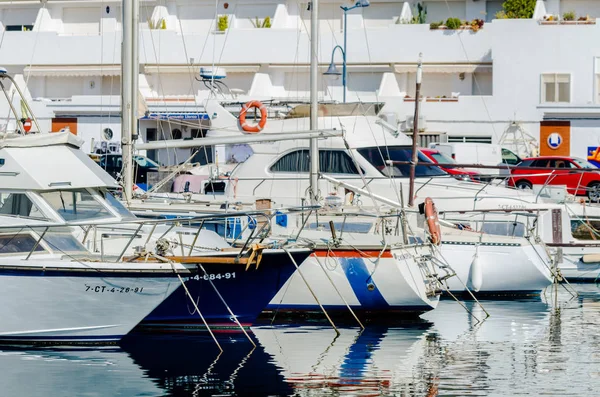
[4,284,600,396]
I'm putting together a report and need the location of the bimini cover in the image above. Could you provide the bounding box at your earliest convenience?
[0,132,118,190]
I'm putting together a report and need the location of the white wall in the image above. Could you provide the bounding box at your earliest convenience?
[424,0,466,23]
[62,7,101,35]
[561,0,600,18]
[2,7,38,28]
[77,116,122,154]
[177,4,216,33]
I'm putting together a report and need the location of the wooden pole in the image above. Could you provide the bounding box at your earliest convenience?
[408,53,423,207]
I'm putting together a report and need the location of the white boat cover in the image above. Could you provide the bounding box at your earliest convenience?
[0,132,118,190]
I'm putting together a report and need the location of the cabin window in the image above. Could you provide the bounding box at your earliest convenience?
[307,222,372,233]
[40,189,112,222]
[541,74,571,103]
[358,146,446,177]
[0,193,46,219]
[43,233,87,253]
[270,150,360,174]
[0,234,45,254]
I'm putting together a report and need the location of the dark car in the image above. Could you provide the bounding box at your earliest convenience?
[90,154,160,188]
[508,156,600,200]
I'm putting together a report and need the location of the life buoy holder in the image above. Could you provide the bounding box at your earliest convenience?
[424,197,442,245]
[239,100,267,133]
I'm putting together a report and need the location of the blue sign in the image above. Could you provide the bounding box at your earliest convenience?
[141,113,209,120]
[547,132,562,150]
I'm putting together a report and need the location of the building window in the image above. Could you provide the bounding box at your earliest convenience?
[6,25,33,31]
[270,149,360,174]
[102,128,113,141]
[541,74,570,103]
[171,128,182,140]
[448,136,493,144]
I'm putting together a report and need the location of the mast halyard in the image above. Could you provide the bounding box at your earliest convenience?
[309,0,320,206]
[121,0,139,203]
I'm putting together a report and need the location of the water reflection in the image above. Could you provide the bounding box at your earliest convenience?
[1,285,600,396]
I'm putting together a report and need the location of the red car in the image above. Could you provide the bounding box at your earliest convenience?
[420,148,480,181]
[508,156,600,200]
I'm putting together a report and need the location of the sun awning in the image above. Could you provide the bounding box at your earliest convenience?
[393,63,492,74]
[143,65,261,74]
[23,65,121,77]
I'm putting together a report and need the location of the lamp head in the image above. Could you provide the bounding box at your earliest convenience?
[324,62,342,77]
[356,0,370,7]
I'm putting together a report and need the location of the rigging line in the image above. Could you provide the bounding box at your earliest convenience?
[139,3,178,165]
[175,19,211,168]
[442,0,498,139]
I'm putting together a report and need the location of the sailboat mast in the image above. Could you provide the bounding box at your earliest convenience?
[121,0,139,203]
[309,0,319,205]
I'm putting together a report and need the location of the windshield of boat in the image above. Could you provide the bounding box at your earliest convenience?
[358,146,447,177]
[0,192,48,220]
[102,190,136,219]
[40,189,113,222]
[134,155,160,168]
[572,157,598,169]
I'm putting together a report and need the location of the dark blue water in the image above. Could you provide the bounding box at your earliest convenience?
[3,284,600,396]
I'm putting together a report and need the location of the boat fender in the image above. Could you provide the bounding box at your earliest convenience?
[424,197,442,245]
[239,100,267,133]
[467,247,483,292]
[582,254,600,264]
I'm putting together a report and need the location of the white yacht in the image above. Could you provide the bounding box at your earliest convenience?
[0,133,197,345]
[134,100,556,294]
[0,129,313,334]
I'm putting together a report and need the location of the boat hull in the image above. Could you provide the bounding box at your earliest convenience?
[0,267,181,345]
[440,240,554,294]
[553,245,600,281]
[138,249,310,332]
[265,246,439,319]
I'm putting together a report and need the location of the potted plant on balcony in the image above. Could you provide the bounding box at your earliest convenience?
[250,16,272,28]
[561,11,579,24]
[541,14,559,24]
[470,19,484,32]
[445,17,462,30]
[147,17,166,29]
[216,15,229,33]
[429,21,444,29]
[577,14,595,24]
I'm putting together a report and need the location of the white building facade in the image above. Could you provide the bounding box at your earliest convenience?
[0,0,598,165]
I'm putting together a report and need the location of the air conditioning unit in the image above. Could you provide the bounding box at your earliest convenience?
[404,115,427,132]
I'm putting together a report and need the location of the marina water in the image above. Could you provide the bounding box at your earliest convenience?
[3,285,600,396]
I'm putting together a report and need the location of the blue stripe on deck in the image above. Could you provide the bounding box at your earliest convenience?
[339,258,389,309]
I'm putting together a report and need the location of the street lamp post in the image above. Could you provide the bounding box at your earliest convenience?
[323,0,370,103]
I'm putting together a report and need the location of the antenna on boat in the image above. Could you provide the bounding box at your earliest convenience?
[309,0,320,205]
[408,53,423,207]
[121,0,139,203]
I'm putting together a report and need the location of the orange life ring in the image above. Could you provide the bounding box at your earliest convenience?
[239,100,267,133]
[424,197,442,245]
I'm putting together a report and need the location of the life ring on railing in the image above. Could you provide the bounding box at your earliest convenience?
[424,197,442,245]
[239,100,267,133]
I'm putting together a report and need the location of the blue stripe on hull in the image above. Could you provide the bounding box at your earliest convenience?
[339,257,390,309]
[141,251,307,329]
